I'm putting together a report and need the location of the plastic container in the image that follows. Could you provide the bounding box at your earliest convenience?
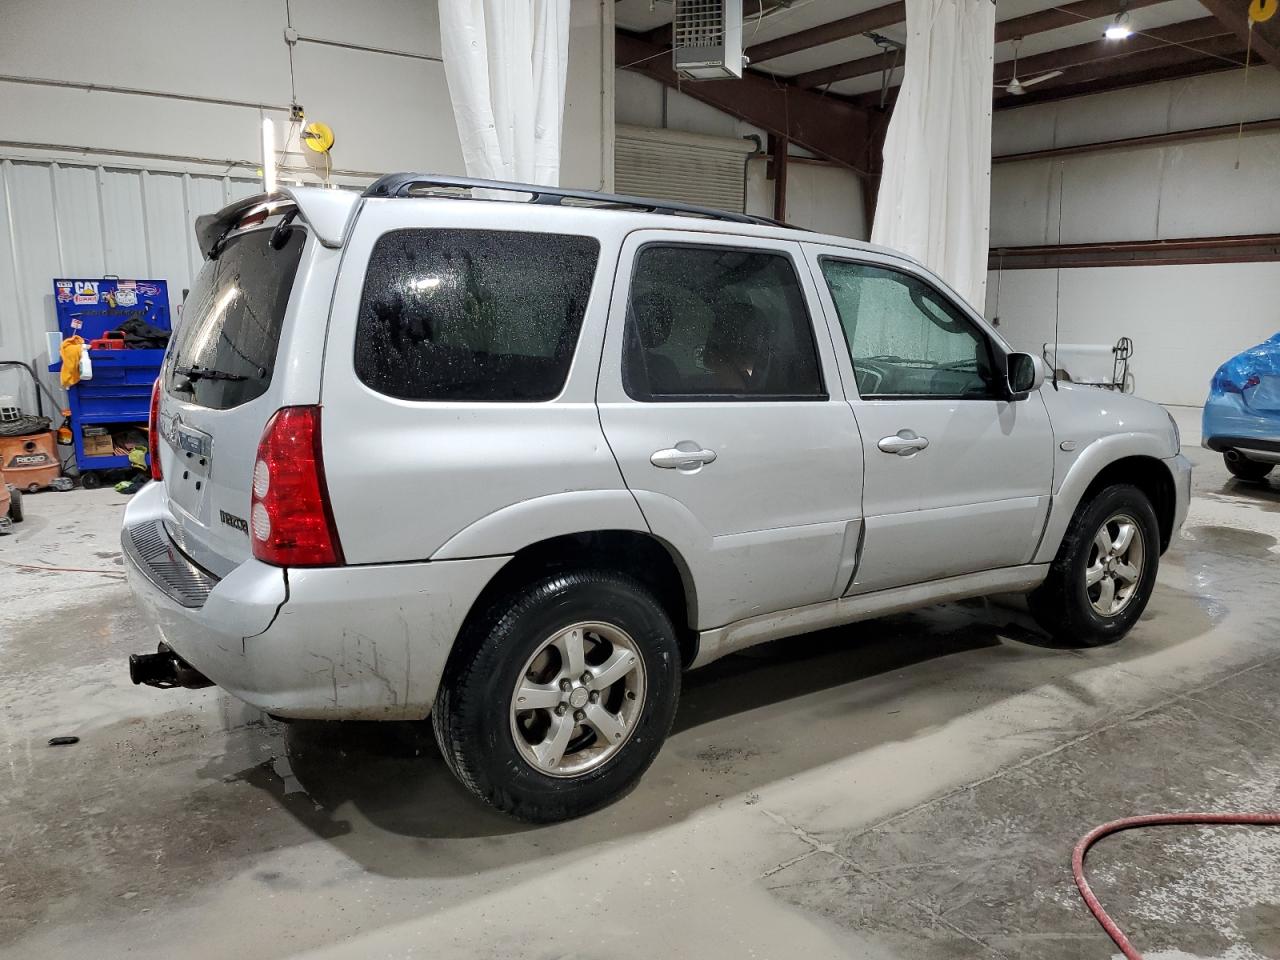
[90,332,126,350]
[0,395,18,423]
[0,431,62,492]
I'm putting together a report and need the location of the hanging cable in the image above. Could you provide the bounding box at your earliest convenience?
[1051,163,1064,390]
[1235,21,1255,169]
[284,0,298,105]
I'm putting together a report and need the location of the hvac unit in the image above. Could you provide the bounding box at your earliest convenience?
[673,0,745,80]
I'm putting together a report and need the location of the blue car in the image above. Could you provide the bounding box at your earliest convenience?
[1203,332,1280,481]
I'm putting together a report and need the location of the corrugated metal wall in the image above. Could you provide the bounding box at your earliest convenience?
[0,158,261,414]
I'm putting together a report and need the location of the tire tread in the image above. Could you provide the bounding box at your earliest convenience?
[432,568,679,822]
[1028,483,1159,647]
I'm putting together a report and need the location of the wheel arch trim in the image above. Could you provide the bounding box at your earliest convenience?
[1034,435,1177,564]
[431,490,650,560]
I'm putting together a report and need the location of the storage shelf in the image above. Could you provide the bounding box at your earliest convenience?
[77,411,149,425]
[78,453,136,469]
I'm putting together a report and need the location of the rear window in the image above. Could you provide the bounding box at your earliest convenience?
[166,225,305,410]
[354,229,599,402]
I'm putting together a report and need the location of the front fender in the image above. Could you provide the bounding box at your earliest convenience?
[430,489,649,560]
[1032,432,1174,564]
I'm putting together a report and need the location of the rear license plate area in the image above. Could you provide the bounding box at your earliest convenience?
[166,425,213,519]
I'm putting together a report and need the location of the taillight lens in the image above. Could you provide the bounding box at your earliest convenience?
[148,378,163,481]
[250,406,344,567]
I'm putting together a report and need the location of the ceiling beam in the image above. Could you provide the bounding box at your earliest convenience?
[994,0,1167,42]
[793,48,900,90]
[789,0,1173,91]
[745,2,905,64]
[641,0,785,48]
[616,31,878,174]
[994,17,1230,82]
[993,116,1280,161]
[998,53,1245,105]
[853,26,1243,108]
[992,33,1244,103]
[1196,0,1280,69]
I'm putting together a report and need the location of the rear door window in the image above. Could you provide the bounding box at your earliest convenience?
[622,244,825,401]
[354,229,600,402]
[166,226,305,410]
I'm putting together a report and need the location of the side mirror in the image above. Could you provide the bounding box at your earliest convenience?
[1006,352,1045,399]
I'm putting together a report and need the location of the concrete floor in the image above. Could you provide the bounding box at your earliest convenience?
[3,406,1279,960]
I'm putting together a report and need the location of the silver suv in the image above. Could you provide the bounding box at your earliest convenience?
[125,175,1191,822]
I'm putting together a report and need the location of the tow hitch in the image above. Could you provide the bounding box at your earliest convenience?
[129,643,214,689]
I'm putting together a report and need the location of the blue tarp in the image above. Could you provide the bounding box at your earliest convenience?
[1203,332,1280,445]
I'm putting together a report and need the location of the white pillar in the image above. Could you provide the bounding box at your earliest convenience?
[870,0,996,310]
[438,0,572,186]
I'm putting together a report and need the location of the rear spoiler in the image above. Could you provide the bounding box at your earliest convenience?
[193,187,360,259]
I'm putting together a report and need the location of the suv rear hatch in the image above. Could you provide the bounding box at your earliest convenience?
[157,206,309,575]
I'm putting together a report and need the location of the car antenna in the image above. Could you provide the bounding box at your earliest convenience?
[1051,163,1064,391]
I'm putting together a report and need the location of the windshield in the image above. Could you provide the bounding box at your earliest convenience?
[166,225,306,409]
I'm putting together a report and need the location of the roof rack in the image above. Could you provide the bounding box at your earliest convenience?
[362,173,785,228]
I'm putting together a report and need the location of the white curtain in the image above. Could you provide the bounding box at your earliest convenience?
[438,0,572,186]
[870,0,996,310]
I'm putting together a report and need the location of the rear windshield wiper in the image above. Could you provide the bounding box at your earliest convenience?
[174,364,248,382]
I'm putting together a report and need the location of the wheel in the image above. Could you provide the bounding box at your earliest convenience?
[1225,454,1273,482]
[80,471,102,489]
[1028,483,1160,646]
[7,487,22,523]
[432,569,681,822]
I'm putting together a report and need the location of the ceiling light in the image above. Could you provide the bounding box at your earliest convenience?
[1104,11,1133,39]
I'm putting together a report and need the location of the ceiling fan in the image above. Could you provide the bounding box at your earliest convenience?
[997,42,1064,95]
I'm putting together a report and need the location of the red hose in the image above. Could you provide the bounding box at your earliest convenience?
[0,558,126,577]
[1073,812,1280,959]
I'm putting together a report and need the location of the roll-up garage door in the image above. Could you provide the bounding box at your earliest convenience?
[614,124,755,214]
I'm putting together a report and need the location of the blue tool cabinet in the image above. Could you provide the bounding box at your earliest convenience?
[47,278,171,482]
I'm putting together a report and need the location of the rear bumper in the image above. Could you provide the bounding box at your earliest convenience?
[122,482,510,719]
[1202,394,1280,460]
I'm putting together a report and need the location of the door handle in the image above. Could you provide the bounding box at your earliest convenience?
[877,431,930,456]
[651,442,718,471]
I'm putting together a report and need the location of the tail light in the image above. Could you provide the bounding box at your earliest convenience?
[148,379,163,481]
[250,406,344,567]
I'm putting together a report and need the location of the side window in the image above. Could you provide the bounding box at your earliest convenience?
[354,229,599,402]
[623,244,825,401]
[819,259,997,400]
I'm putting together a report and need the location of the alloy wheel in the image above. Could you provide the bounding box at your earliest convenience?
[1086,513,1146,617]
[509,621,647,777]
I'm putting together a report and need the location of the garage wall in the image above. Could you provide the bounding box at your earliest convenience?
[0,0,613,413]
[0,160,266,412]
[987,262,1280,407]
[985,68,1280,406]
[614,69,868,236]
[0,0,611,186]
[745,159,867,239]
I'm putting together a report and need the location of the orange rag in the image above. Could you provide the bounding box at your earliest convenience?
[59,336,85,388]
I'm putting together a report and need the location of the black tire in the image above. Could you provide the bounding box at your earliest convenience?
[432,569,681,823]
[1027,483,1160,647]
[80,472,102,489]
[7,487,22,523]
[1224,454,1274,482]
